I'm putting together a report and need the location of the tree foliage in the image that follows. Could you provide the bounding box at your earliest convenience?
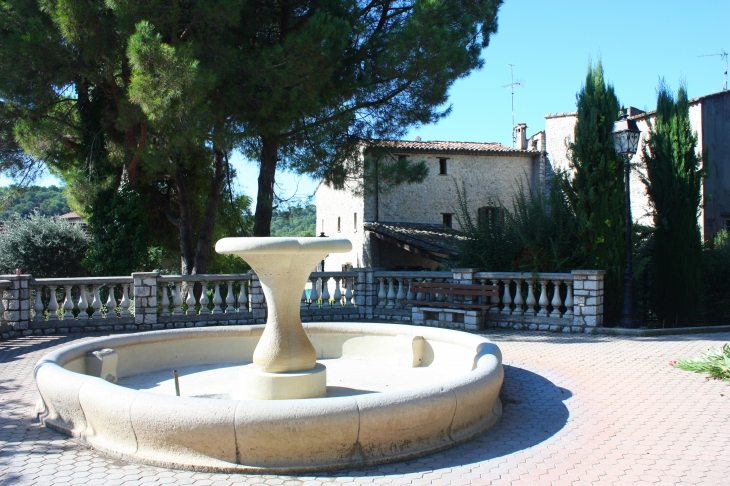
[641,82,703,326]
[560,61,624,322]
[271,204,316,237]
[0,211,89,277]
[0,186,70,218]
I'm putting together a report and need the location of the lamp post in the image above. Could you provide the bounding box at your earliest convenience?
[611,110,642,328]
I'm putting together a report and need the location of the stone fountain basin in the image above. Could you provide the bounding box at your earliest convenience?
[34,323,503,473]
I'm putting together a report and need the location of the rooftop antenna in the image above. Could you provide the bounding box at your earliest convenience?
[502,64,523,147]
[698,49,728,91]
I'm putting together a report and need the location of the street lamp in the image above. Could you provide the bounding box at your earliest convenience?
[611,110,642,328]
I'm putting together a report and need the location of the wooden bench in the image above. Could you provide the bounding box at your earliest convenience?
[402,281,499,309]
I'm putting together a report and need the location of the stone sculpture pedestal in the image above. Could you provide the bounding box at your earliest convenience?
[215,237,352,399]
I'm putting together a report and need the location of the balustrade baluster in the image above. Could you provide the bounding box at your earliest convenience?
[344,277,354,307]
[47,286,60,320]
[0,296,3,316]
[513,279,525,315]
[406,279,415,302]
[501,280,513,314]
[185,284,197,315]
[309,277,320,306]
[173,283,184,316]
[212,282,223,314]
[106,285,118,318]
[489,279,500,312]
[77,286,89,319]
[199,282,210,314]
[537,280,549,316]
[333,278,343,307]
[239,282,248,311]
[377,278,386,307]
[386,278,396,308]
[120,284,131,317]
[564,281,574,316]
[321,277,331,307]
[33,287,45,321]
[62,285,74,320]
[395,278,406,307]
[416,279,426,302]
[550,281,564,317]
[525,281,537,316]
[160,284,171,316]
[91,285,102,319]
[225,281,236,313]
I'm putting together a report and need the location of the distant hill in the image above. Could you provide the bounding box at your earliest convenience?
[271,204,316,237]
[0,186,70,218]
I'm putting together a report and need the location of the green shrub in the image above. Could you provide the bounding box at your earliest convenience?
[0,211,89,277]
[454,180,581,273]
[673,344,730,381]
[701,230,730,325]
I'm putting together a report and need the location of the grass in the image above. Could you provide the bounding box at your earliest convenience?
[672,344,730,381]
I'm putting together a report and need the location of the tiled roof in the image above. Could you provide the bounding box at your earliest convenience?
[364,221,462,258]
[371,140,538,155]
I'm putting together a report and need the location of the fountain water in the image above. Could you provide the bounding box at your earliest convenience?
[35,237,504,473]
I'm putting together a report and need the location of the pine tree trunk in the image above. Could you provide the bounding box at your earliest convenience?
[253,135,279,236]
[174,168,196,275]
[192,148,227,274]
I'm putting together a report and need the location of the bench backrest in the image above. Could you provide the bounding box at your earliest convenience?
[409,281,499,298]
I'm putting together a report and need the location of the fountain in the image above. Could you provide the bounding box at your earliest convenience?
[34,237,504,473]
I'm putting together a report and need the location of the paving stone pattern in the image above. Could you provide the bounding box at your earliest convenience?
[1,330,729,485]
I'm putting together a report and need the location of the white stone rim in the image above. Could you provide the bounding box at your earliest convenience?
[35,323,503,473]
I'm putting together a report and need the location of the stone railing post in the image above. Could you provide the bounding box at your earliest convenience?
[571,270,605,328]
[0,275,31,339]
[248,271,266,323]
[354,268,380,319]
[132,272,160,329]
[452,268,479,304]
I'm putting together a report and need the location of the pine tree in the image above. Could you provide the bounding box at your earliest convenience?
[562,61,624,323]
[642,82,703,326]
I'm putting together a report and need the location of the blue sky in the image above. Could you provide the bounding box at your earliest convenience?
[5,0,730,205]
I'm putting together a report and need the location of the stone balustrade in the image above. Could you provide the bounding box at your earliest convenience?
[0,268,605,340]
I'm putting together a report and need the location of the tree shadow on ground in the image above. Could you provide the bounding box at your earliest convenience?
[324,364,572,477]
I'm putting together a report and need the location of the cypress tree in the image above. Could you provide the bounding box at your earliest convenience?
[642,82,703,326]
[562,61,624,323]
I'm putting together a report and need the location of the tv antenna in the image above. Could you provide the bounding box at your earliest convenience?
[502,64,523,147]
[698,49,728,91]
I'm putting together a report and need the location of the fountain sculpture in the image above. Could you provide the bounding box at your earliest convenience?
[34,237,504,473]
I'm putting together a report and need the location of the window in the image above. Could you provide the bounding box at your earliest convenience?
[354,212,357,232]
[442,213,453,228]
[337,216,341,232]
[439,158,448,175]
[398,154,407,162]
[725,219,730,231]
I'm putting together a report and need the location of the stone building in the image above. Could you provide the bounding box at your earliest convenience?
[545,89,730,240]
[315,134,547,271]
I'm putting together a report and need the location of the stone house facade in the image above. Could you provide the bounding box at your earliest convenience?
[545,89,730,240]
[315,136,547,271]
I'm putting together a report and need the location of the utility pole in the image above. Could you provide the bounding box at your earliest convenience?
[502,64,523,147]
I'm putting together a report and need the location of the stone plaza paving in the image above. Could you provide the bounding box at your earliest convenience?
[1,330,729,486]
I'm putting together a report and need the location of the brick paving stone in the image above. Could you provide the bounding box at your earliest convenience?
[2,331,730,485]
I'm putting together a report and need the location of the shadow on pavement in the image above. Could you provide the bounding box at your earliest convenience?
[329,364,571,476]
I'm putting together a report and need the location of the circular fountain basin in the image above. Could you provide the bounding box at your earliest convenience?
[35,323,503,473]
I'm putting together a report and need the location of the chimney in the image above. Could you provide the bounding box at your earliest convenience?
[515,123,527,150]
